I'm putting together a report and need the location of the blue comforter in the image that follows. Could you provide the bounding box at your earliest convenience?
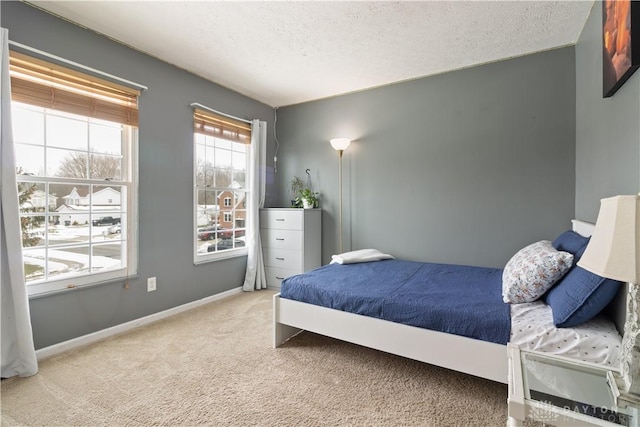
[280,259,511,344]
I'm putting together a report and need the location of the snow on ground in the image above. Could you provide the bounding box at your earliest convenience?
[24,224,123,281]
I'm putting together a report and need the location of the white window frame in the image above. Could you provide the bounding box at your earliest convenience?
[193,134,249,264]
[13,104,139,296]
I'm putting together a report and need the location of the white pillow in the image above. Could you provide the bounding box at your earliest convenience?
[502,240,573,304]
[330,249,394,265]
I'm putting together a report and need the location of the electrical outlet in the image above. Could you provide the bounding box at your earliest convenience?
[147,277,157,292]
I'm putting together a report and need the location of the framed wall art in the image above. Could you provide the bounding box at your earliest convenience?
[603,0,640,98]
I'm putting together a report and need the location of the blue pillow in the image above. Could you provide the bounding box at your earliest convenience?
[552,230,590,265]
[545,266,621,328]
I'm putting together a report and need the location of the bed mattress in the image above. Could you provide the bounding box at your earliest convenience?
[280,259,511,344]
[510,301,621,367]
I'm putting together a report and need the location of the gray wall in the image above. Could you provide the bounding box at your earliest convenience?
[8,1,618,350]
[274,48,577,269]
[2,2,273,349]
[575,1,640,221]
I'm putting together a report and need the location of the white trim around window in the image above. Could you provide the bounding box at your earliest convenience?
[13,104,139,297]
[192,112,249,264]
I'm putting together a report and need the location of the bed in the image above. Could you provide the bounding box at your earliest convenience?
[272,220,627,384]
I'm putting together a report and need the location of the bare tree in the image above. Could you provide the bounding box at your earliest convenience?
[52,153,121,204]
[195,159,237,205]
[56,152,120,180]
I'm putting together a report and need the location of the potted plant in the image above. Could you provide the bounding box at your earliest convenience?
[290,176,305,208]
[299,188,319,209]
[290,175,320,208]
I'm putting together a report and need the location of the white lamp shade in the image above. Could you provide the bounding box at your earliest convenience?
[578,195,640,283]
[330,138,351,151]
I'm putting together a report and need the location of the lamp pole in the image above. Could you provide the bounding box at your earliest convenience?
[338,148,344,253]
[329,138,351,254]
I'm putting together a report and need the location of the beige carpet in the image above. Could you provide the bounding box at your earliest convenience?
[1,290,534,426]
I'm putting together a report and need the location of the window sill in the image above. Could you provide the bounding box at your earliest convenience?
[28,272,139,300]
[193,247,248,265]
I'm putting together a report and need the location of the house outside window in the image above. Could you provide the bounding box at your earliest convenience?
[11,51,139,296]
[193,107,249,261]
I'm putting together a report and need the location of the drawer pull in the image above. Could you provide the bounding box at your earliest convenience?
[275,257,285,261]
[276,218,285,221]
[275,238,285,241]
[276,276,285,280]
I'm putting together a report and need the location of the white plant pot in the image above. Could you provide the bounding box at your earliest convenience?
[302,200,313,209]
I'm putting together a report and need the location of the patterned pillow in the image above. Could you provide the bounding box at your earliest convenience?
[502,240,573,304]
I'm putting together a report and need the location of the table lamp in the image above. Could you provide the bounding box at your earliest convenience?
[578,195,640,402]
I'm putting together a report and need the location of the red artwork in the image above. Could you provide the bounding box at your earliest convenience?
[603,0,639,97]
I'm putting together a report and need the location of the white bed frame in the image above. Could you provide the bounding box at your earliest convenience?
[272,220,627,384]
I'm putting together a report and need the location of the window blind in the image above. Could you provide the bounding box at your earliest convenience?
[9,50,139,126]
[193,108,251,144]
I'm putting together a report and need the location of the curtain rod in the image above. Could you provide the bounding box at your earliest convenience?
[190,102,252,124]
[8,40,148,91]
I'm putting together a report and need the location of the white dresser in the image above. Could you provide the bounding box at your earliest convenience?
[260,208,321,289]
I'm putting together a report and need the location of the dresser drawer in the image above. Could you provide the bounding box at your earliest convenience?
[265,266,300,289]
[263,247,301,270]
[260,229,302,251]
[260,210,302,230]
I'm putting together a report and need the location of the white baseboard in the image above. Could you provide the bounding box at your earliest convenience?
[35,287,243,361]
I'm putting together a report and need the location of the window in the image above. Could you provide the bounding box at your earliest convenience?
[193,107,249,261]
[10,51,139,295]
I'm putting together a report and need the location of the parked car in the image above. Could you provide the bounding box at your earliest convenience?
[198,226,245,240]
[198,226,221,240]
[218,228,246,239]
[108,224,121,234]
[92,216,120,226]
[207,239,245,252]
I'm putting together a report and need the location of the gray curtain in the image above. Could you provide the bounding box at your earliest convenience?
[1,28,38,378]
[242,120,267,291]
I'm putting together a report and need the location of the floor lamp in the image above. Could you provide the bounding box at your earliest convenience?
[330,138,351,254]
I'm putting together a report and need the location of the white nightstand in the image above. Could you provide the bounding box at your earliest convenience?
[508,344,638,426]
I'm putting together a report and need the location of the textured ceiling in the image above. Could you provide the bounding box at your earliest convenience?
[28,1,594,107]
